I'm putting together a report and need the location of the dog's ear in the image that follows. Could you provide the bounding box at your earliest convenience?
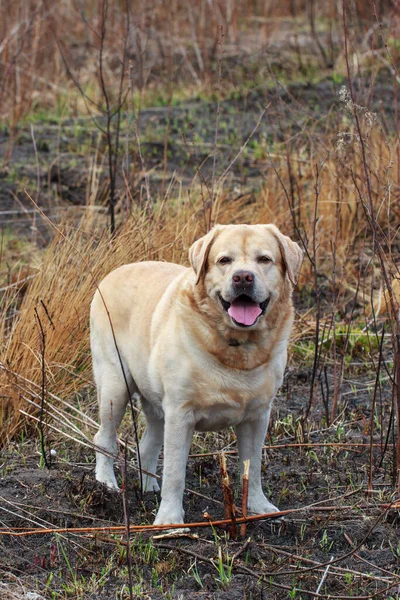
[189,227,221,285]
[266,224,303,285]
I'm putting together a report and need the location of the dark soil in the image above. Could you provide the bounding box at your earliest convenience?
[0,72,397,241]
[1,371,399,599]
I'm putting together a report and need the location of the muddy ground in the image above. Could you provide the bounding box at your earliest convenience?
[1,367,400,599]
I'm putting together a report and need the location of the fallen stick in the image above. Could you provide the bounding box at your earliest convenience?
[1,500,398,537]
[188,442,384,458]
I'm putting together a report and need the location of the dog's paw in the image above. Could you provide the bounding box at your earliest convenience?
[153,504,185,527]
[248,496,281,518]
[97,478,120,491]
[95,468,120,491]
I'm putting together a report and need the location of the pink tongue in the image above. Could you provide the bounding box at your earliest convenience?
[228,300,262,326]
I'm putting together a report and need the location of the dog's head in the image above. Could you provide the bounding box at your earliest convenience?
[189,224,303,330]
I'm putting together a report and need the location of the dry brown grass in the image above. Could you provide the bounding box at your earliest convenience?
[0,193,245,437]
[1,112,398,442]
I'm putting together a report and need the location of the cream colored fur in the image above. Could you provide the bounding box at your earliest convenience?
[91,224,303,525]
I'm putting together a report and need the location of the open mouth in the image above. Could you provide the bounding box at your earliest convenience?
[219,294,270,327]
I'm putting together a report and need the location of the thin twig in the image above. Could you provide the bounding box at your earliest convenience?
[315,555,333,594]
[261,543,395,583]
[33,307,50,469]
[210,24,224,225]
[121,440,134,600]
[342,0,400,491]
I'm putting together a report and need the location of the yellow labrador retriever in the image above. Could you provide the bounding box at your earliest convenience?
[91,224,303,525]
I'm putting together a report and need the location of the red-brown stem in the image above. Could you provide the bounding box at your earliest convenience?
[219,452,237,539]
[4,497,399,538]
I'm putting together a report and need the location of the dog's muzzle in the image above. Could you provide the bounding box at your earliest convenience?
[219,294,270,327]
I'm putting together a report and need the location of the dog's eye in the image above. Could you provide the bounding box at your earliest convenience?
[258,256,272,264]
[218,256,232,265]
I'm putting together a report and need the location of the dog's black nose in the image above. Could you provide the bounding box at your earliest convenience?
[232,270,255,288]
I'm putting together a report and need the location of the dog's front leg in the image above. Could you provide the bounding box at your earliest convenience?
[153,406,194,525]
[235,406,280,515]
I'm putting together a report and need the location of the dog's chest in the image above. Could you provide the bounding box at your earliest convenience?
[183,363,278,431]
[147,335,286,431]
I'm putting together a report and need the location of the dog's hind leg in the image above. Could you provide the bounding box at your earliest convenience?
[93,344,133,490]
[138,399,164,493]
